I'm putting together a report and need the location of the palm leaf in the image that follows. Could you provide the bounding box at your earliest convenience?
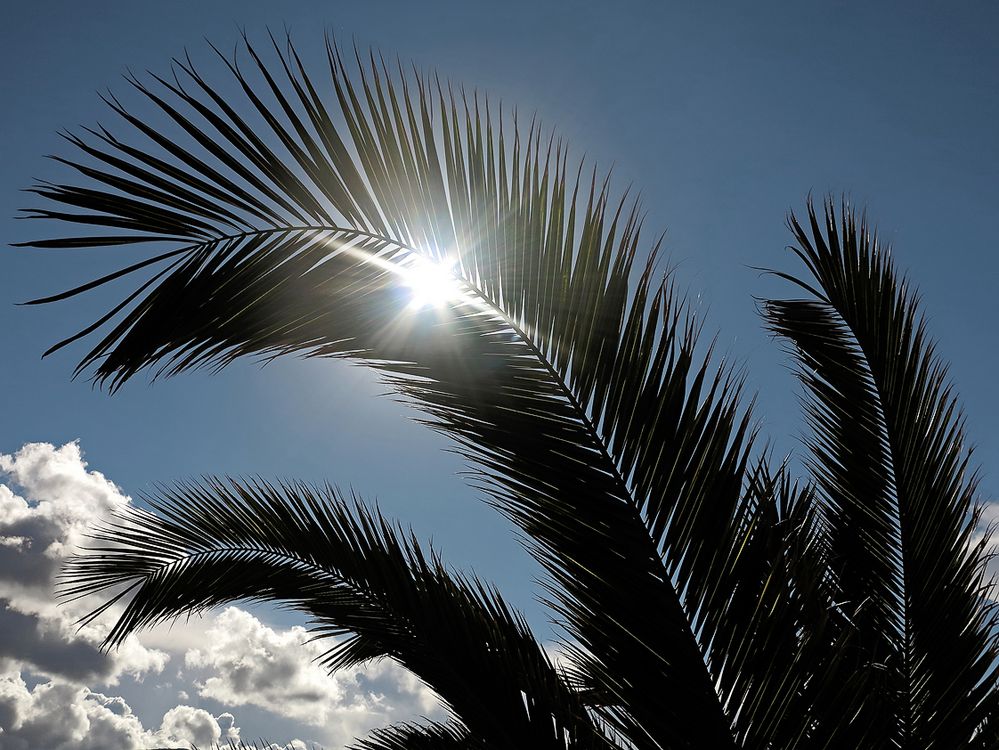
[764,198,999,747]
[62,479,605,749]
[707,461,836,748]
[347,720,480,750]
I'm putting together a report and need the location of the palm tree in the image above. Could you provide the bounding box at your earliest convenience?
[16,32,999,749]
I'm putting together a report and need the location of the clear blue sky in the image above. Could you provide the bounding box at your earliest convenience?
[1,1,997,745]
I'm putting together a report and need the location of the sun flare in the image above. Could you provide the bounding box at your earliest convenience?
[402,257,463,310]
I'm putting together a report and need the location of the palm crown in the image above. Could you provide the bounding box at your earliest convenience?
[17,32,999,749]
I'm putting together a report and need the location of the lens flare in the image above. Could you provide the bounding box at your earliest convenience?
[403,258,462,310]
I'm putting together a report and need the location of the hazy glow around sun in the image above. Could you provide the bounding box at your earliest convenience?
[403,256,463,310]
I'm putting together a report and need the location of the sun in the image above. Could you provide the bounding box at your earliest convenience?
[402,257,463,310]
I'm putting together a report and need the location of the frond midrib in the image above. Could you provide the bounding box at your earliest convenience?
[171,221,640,515]
[104,539,341,579]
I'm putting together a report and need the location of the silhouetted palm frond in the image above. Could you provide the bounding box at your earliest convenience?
[63,479,605,749]
[764,199,999,748]
[346,720,478,750]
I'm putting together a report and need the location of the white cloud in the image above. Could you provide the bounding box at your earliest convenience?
[159,704,240,747]
[0,442,249,749]
[0,442,442,749]
[976,502,999,541]
[185,607,440,746]
[975,501,999,596]
[0,442,168,686]
[0,667,249,750]
[0,669,153,750]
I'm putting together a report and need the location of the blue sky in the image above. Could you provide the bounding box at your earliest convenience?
[1,1,997,747]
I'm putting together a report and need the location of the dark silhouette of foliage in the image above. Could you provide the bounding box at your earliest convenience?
[17,32,999,749]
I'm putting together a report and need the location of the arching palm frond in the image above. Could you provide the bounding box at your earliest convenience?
[62,479,606,749]
[764,199,999,748]
[19,33,803,749]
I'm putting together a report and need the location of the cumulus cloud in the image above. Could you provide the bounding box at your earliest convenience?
[0,442,167,685]
[0,670,152,750]
[159,705,240,747]
[0,442,441,748]
[0,442,241,749]
[0,668,249,750]
[185,607,440,746]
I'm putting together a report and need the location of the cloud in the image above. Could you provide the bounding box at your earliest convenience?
[0,667,248,750]
[0,669,152,750]
[159,705,240,747]
[975,501,999,591]
[185,606,440,746]
[0,606,117,683]
[0,442,168,685]
[0,442,442,748]
[0,442,241,749]
[976,502,999,540]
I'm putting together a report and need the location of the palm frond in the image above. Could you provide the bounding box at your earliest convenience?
[705,461,835,748]
[347,720,480,750]
[21,32,777,748]
[62,479,605,749]
[764,198,999,748]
